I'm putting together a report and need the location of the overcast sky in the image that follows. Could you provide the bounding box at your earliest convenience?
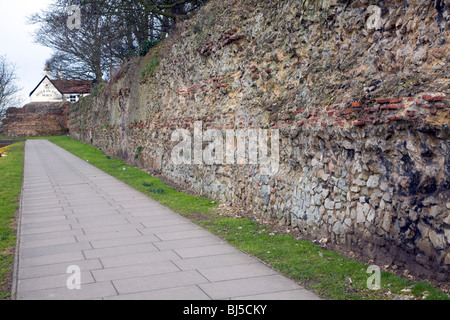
[0,0,54,106]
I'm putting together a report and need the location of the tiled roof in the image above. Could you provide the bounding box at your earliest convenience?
[51,79,92,94]
[29,76,93,97]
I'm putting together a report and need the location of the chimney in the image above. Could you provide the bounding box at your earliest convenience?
[44,63,52,78]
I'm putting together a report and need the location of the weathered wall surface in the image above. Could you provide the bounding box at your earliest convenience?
[69,0,450,280]
[1,102,69,137]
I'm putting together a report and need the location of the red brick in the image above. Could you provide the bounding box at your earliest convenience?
[351,101,362,108]
[435,103,445,109]
[353,120,365,126]
[423,95,444,102]
[380,105,398,110]
[389,98,403,103]
[376,98,390,104]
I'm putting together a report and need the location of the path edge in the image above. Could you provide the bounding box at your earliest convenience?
[10,140,27,300]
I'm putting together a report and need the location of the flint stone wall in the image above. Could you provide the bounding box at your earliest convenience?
[69,0,450,280]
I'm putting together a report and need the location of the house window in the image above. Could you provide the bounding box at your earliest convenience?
[69,95,78,103]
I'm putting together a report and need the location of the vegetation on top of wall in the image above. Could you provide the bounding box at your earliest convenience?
[140,53,160,79]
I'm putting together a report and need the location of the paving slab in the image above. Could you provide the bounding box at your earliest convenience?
[13,140,320,300]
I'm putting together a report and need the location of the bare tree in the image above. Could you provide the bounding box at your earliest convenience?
[0,55,21,116]
[29,0,126,82]
[29,0,207,82]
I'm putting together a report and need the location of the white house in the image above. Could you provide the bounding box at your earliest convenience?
[29,67,92,103]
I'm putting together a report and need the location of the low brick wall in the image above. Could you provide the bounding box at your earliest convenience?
[1,102,69,137]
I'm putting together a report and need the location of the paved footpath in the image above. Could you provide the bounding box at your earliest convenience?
[12,140,319,300]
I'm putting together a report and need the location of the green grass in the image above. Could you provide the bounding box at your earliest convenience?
[0,142,24,300]
[200,218,448,300]
[7,135,450,300]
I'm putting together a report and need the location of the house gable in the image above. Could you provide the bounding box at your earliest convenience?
[29,76,63,102]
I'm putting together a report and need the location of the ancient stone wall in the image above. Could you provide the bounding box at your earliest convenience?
[69,0,449,280]
[1,102,69,137]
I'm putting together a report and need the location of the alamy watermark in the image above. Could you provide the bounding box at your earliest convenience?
[66,265,81,290]
[67,5,81,30]
[170,121,280,175]
[366,265,381,290]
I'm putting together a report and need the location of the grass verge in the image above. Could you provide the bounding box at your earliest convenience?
[0,142,24,300]
[23,136,450,300]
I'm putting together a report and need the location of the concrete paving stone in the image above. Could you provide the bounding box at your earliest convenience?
[17,270,95,293]
[69,217,130,230]
[232,289,320,300]
[173,253,257,271]
[139,216,192,228]
[16,281,118,300]
[20,194,59,202]
[92,260,179,282]
[89,233,160,249]
[126,208,176,217]
[18,259,103,280]
[19,241,92,259]
[112,270,209,295]
[153,235,224,251]
[19,251,86,268]
[139,222,200,236]
[104,285,211,300]
[20,229,85,242]
[20,218,71,230]
[197,262,278,282]
[70,207,120,215]
[100,250,180,268]
[109,197,151,204]
[20,207,65,215]
[173,244,241,259]
[119,201,164,210]
[83,242,159,259]
[21,202,63,210]
[64,202,117,210]
[20,224,72,236]
[20,215,68,224]
[19,236,78,250]
[70,209,120,218]
[74,229,142,243]
[67,199,111,206]
[198,275,306,300]
[22,198,61,205]
[154,229,213,241]
[78,222,144,235]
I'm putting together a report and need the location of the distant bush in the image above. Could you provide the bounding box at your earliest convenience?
[138,39,161,57]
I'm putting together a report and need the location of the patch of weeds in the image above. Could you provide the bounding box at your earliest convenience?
[140,53,160,79]
[149,187,165,194]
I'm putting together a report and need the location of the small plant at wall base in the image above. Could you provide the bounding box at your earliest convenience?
[135,146,143,159]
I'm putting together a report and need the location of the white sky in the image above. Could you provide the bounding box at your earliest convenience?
[0,0,54,106]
